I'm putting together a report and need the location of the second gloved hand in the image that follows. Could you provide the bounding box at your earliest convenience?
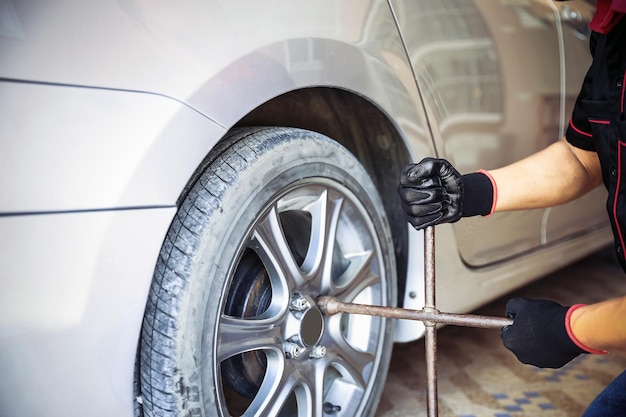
[398,158,495,230]
[501,298,587,369]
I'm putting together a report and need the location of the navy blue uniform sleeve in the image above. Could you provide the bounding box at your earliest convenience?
[565,32,600,152]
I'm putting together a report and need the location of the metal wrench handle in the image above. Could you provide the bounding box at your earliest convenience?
[316,296,513,329]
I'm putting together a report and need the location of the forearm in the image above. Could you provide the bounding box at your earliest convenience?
[486,140,602,212]
[570,296,626,354]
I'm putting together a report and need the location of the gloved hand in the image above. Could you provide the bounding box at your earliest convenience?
[501,298,586,369]
[397,158,464,229]
[397,158,494,230]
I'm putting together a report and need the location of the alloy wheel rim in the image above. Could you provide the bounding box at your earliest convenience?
[215,180,388,416]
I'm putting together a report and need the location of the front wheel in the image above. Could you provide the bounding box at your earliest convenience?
[139,127,397,417]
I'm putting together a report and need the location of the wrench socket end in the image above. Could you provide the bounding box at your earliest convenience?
[317,296,340,316]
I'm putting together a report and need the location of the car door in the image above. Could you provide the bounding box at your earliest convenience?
[391,0,575,266]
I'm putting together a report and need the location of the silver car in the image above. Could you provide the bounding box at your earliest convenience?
[0,1,610,416]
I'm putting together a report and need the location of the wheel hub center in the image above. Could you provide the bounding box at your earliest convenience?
[299,307,324,346]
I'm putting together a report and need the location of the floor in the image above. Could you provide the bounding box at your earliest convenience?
[376,246,626,417]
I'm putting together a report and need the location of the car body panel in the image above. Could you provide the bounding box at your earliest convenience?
[0,208,175,416]
[0,81,225,213]
[1,0,428,137]
[0,1,613,416]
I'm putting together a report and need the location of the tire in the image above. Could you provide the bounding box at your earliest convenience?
[139,127,397,417]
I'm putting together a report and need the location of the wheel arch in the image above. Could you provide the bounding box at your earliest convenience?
[180,87,413,305]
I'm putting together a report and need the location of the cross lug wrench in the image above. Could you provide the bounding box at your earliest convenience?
[317,226,514,417]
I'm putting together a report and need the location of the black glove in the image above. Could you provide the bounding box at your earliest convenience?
[501,298,586,369]
[397,158,494,230]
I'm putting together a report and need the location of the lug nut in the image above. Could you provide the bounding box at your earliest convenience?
[283,342,304,359]
[289,293,311,312]
[309,345,326,359]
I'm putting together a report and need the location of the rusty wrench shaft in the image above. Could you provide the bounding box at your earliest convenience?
[317,296,513,329]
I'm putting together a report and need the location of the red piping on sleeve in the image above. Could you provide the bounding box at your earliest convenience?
[569,119,593,137]
[621,71,626,114]
[615,142,626,264]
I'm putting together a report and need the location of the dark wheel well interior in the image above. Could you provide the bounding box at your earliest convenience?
[237,87,411,305]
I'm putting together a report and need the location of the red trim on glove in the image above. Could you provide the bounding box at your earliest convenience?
[565,304,609,355]
[477,169,497,216]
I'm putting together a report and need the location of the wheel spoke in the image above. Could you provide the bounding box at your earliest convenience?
[244,361,299,417]
[332,250,379,301]
[217,315,282,362]
[301,190,344,289]
[328,342,374,390]
[306,362,325,417]
[251,205,303,292]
